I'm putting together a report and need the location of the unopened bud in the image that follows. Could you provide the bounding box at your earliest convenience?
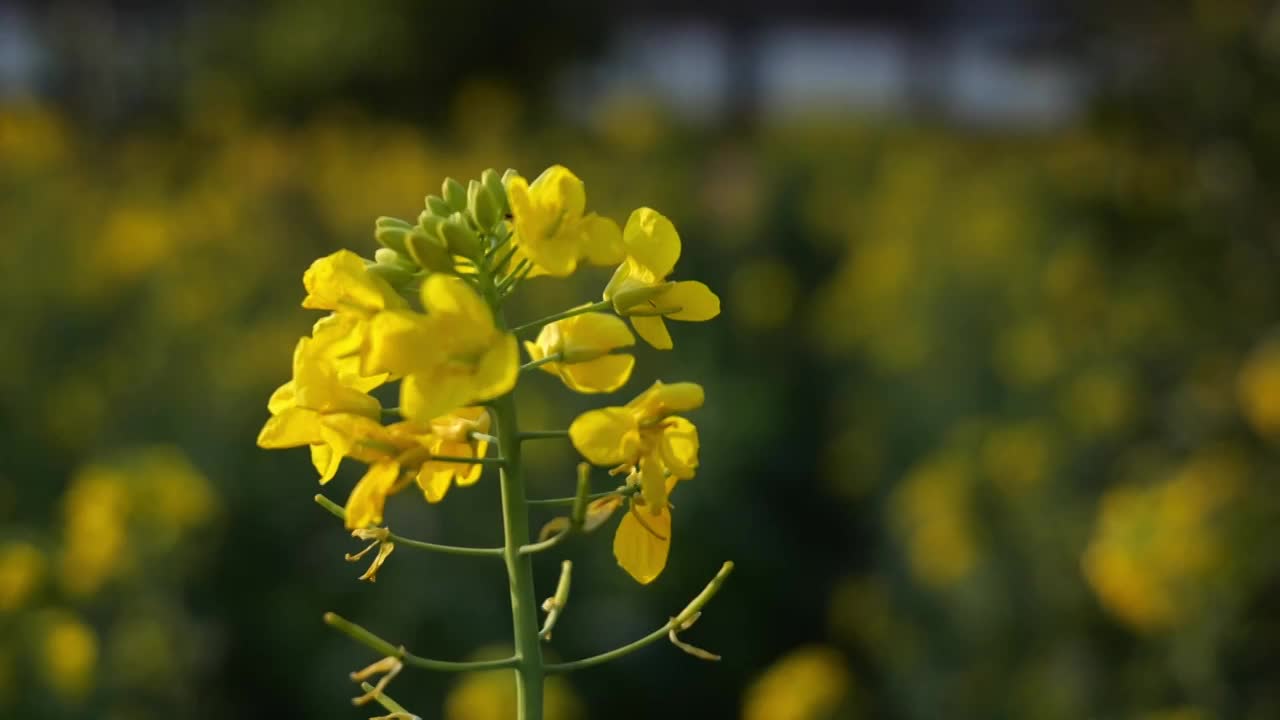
[424,194,453,218]
[440,212,481,258]
[467,179,501,230]
[405,230,454,273]
[441,177,467,212]
[481,168,508,214]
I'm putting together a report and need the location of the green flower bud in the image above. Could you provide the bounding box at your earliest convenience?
[424,194,453,218]
[374,224,411,255]
[440,212,482,258]
[501,168,519,189]
[366,257,415,288]
[376,216,414,231]
[405,229,454,273]
[481,168,508,214]
[418,211,446,240]
[442,177,467,212]
[467,179,501,230]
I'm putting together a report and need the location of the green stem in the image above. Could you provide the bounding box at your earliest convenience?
[432,454,506,465]
[483,259,545,720]
[314,495,504,558]
[360,682,416,719]
[518,429,570,441]
[544,561,734,673]
[323,613,517,672]
[510,300,611,335]
[525,486,636,507]
[520,353,562,372]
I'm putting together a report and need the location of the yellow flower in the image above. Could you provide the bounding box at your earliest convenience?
[603,208,720,349]
[569,380,701,516]
[257,326,383,483]
[366,274,518,423]
[420,406,492,502]
[588,472,679,584]
[524,312,636,393]
[301,249,407,316]
[506,165,623,277]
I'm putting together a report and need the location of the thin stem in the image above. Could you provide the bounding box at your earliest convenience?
[526,485,637,507]
[539,561,573,641]
[360,682,417,719]
[520,353,562,372]
[324,612,517,672]
[314,495,504,557]
[544,561,735,673]
[518,429,570,441]
[431,454,506,465]
[510,300,611,335]
[518,529,570,555]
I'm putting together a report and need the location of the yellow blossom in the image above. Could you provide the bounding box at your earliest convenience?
[301,249,407,316]
[524,312,636,393]
[603,208,720,349]
[420,406,492,502]
[569,380,702,514]
[257,326,383,483]
[0,541,45,612]
[506,165,623,277]
[366,274,518,423]
[40,612,98,700]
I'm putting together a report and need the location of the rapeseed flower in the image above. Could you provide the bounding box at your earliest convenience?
[524,312,636,393]
[506,165,624,277]
[604,208,720,349]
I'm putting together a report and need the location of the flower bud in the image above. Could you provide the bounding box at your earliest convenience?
[405,229,454,273]
[374,224,411,255]
[481,168,508,214]
[424,194,452,218]
[440,212,482,258]
[467,179,501,230]
[442,177,467,212]
[366,258,415,288]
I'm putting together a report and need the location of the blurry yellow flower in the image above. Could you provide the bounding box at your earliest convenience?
[61,467,131,596]
[570,380,702,513]
[301,249,406,316]
[743,645,851,720]
[524,312,636,393]
[1237,336,1280,439]
[0,541,45,612]
[40,612,98,700]
[368,275,518,423]
[891,454,977,588]
[445,651,584,720]
[1082,449,1240,632]
[257,328,383,483]
[604,208,720,349]
[506,165,623,276]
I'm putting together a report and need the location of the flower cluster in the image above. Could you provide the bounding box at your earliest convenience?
[257,165,719,583]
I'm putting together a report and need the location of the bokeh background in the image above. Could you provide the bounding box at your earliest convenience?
[4,1,1280,718]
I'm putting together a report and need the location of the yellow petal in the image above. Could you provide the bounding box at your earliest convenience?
[421,274,493,330]
[561,313,634,361]
[311,443,342,484]
[661,281,721,322]
[267,381,296,414]
[302,250,404,313]
[471,334,519,401]
[363,309,437,377]
[531,165,587,219]
[584,495,625,532]
[579,214,624,266]
[622,208,681,279]
[660,416,700,480]
[630,315,673,350]
[561,354,635,394]
[345,462,401,529]
[400,371,472,425]
[639,452,667,511]
[415,464,453,503]
[257,407,323,448]
[614,504,671,584]
[628,381,705,416]
[569,408,641,466]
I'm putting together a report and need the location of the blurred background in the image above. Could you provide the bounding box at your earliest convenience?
[3,1,1280,718]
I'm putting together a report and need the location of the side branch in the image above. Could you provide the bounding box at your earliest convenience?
[315,495,504,558]
[324,612,518,673]
[510,300,612,335]
[544,561,735,673]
